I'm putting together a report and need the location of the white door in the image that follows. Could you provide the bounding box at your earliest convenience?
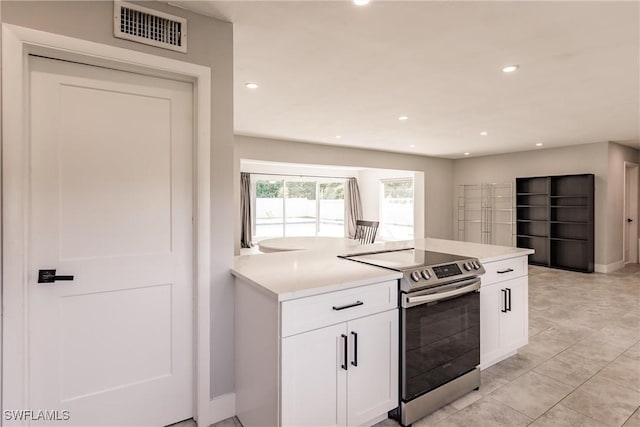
[346,310,398,427]
[281,324,347,427]
[27,56,194,426]
[624,164,639,264]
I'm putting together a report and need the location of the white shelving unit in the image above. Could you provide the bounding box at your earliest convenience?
[457,183,515,247]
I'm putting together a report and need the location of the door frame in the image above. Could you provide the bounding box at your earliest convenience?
[1,24,212,424]
[623,161,639,264]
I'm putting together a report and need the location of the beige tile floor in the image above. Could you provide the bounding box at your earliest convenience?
[202,264,640,427]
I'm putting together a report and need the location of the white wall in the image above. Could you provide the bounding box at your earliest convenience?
[453,142,609,265]
[0,0,235,399]
[234,135,453,253]
[452,141,640,270]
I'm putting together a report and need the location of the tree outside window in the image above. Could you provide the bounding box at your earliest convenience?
[253,177,345,239]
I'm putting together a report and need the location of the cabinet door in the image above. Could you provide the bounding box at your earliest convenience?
[480,283,502,368]
[281,323,347,427]
[499,276,528,351]
[346,310,398,427]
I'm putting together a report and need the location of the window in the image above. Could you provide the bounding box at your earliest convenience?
[284,181,317,236]
[254,179,284,239]
[253,176,345,240]
[380,178,414,241]
[318,182,345,236]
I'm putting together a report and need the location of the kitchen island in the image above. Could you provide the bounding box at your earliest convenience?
[232,238,533,427]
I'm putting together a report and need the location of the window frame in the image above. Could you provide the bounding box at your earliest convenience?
[250,174,347,240]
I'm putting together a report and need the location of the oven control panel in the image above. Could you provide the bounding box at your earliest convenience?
[406,259,483,288]
[432,263,463,278]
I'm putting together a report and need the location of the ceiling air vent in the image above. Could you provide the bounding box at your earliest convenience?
[114,1,187,53]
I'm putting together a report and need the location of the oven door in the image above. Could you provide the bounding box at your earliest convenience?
[400,278,480,402]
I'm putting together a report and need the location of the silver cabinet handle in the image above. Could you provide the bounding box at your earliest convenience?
[497,268,514,274]
[406,280,480,306]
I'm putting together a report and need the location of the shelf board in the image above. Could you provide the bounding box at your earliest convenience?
[547,263,592,273]
[517,219,548,223]
[550,220,589,224]
[550,237,588,242]
[550,195,588,198]
[458,197,513,200]
[517,234,548,239]
[516,192,548,195]
[551,205,587,208]
[459,208,513,212]
[517,205,548,208]
[528,261,550,267]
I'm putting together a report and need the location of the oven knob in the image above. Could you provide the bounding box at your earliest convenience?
[473,261,480,270]
[463,262,472,271]
[421,269,431,280]
[410,271,421,282]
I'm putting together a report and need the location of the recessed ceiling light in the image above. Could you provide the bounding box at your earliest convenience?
[398,115,409,121]
[464,152,471,156]
[536,143,543,147]
[354,0,370,5]
[502,65,519,73]
[335,135,342,139]
[480,131,488,136]
[409,144,416,148]
[245,82,259,89]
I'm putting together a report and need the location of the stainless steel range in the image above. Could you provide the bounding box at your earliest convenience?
[339,248,485,427]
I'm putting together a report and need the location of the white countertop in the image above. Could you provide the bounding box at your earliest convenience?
[232,244,402,301]
[258,236,360,253]
[232,238,533,301]
[413,238,534,263]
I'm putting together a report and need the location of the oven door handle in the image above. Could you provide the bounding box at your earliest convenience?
[405,279,480,307]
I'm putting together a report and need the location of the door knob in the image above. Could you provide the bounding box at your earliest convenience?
[38,269,74,284]
[627,218,633,223]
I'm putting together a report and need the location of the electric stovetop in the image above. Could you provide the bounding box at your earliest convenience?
[339,248,469,271]
[339,248,484,292]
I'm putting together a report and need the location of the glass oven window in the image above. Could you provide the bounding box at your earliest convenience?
[402,291,480,400]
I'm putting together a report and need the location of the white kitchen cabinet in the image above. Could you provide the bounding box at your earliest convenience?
[480,256,529,369]
[236,280,398,427]
[347,311,398,426]
[281,310,398,427]
[281,323,347,427]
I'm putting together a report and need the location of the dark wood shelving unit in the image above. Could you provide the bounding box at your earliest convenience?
[516,174,594,273]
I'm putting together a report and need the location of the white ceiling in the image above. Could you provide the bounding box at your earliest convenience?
[173,1,639,159]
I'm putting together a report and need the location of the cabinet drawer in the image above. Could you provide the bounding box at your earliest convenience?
[481,256,527,285]
[281,281,397,337]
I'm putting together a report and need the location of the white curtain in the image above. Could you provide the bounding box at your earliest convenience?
[345,177,363,239]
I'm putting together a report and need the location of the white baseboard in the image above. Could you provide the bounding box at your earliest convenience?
[208,393,236,426]
[594,260,625,273]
